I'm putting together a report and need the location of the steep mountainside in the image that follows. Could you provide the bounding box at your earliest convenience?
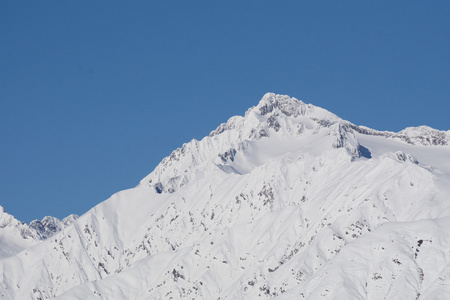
[1,94,449,299]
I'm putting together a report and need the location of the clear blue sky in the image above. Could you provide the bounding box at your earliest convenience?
[1,1,449,223]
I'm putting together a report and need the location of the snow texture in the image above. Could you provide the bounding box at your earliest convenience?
[1,93,450,299]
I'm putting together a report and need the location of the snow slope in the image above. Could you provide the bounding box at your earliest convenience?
[1,93,449,299]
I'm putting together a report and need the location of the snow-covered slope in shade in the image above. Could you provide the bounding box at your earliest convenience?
[1,93,450,299]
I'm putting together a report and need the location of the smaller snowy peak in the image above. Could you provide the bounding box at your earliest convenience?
[399,126,450,146]
[28,214,79,240]
[353,124,450,146]
[0,205,79,258]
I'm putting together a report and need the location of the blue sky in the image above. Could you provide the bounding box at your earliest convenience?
[1,1,449,223]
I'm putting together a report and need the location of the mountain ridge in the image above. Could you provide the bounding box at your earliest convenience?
[0,205,78,259]
[141,93,449,196]
[1,93,449,299]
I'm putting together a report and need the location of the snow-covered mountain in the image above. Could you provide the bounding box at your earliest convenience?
[0,206,78,259]
[1,93,450,299]
[28,214,79,241]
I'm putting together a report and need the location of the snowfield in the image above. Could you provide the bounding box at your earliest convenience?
[1,93,449,299]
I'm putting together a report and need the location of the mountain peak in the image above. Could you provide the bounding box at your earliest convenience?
[141,94,365,195]
[255,93,306,117]
[140,93,450,196]
[28,214,79,240]
[1,93,450,299]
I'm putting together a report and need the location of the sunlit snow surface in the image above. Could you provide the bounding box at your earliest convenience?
[1,94,450,299]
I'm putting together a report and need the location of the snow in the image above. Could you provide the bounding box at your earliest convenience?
[0,205,79,261]
[1,93,449,299]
